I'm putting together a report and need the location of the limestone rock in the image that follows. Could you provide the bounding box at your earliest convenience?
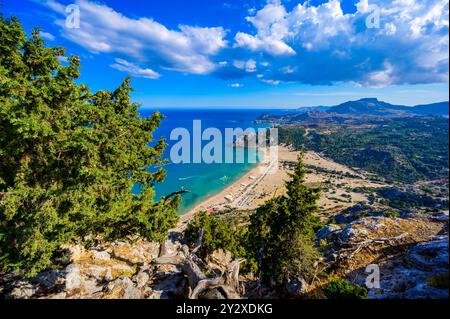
[407,236,449,272]
[91,249,111,261]
[149,273,188,299]
[111,240,160,264]
[63,244,86,263]
[105,277,141,299]
[65,264,82,290]
[285,276,309,297]
[134,271,150,288]
[317,224,341,241]
[32,270,64,288]
[206,249,232,273]
[7,281,39,299]
[339,224,369,242]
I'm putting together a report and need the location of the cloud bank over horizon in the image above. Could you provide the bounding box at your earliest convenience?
[44,0,448,88]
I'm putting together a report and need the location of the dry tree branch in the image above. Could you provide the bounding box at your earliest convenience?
[153,228,244,299]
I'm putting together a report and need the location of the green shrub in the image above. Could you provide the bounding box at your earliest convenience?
[324,278,368,299]
[185,212,257,273]
[248,154,321,287]
[0,15,179,277]
[384,211,400,218]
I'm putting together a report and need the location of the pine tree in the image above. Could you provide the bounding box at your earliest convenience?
[0,15,179,276]
[249,153,320,287]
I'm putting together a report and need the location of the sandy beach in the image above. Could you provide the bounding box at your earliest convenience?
[178,146,277,224]
[177,145,387,229]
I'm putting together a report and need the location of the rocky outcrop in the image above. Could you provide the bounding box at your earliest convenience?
[1,232,246,300]
[316,224,342,242]
[362,236,449,299]
[1,240,161,299]
[319,213,448,299]
[407,237,448,273]
[333,203,402,224]
[2,209,447,300]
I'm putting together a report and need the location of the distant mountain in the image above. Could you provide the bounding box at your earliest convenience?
[256,98,449,123]
[329,98,449,116]
[411,102,449,116]
[328,98,449,117]
[328,98,409,116]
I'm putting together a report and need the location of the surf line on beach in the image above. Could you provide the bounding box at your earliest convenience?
[177,145,280,227]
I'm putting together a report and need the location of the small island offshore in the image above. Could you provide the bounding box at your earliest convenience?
[0,0,448,307]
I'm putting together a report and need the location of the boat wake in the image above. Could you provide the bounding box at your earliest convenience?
[178,176,197,181]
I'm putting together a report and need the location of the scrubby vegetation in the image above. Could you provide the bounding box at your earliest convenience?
[427,273,449,289]
[279,117,449,183]
[376,187,448,210]
[323,278,368,299]
[186,154,322,290]
[0,15,179,276]
[249,154,321,287]
[185,211,256,272]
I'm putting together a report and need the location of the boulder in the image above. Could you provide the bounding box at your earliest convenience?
[65,264,82,290]
[149,272,188,299]
[206,249,232,273]
[199,288,227,299]
[91,249,111,261]
[339,217,393,243]
[285,276,309,297]
[105,277,141,299]
[111,240,160,264]
[32,269,64,288]
[339,225,369,242]
[81,279,104,296]
[7,281,39,299]
[62,244,86,263]
[149,273,188,299]
[406,236,449,272]
[316,224,341,241]
[134,271,150,288]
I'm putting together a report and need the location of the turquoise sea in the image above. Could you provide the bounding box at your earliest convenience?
[138,109,271,214]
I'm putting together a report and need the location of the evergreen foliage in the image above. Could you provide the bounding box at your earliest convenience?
[0,15,179,276]
[248,153,321,286]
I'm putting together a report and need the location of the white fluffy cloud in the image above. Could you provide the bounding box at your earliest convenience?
[43,0,448,86]
[46,0,227,75]
[233,59,257,72]
[232,0,449,87]
[110,58,161,79]
[234,0,295,56]
[39,31,55,41]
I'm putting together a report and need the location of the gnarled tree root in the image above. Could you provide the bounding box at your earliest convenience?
[153,229,245,299]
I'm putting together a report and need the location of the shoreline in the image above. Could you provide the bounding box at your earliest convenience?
[180,153,266,222]
[176,145,388,231]
[177,150,273,228]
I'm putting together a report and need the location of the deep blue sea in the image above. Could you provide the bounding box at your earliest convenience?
[138,109,273,214]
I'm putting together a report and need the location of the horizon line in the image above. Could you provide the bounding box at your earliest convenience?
[139,99,450,110]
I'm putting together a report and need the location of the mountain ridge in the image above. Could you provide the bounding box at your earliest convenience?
[327,98,449,116]
[257,98,449,123]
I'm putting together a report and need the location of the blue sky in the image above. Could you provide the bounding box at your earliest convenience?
[2,0,449,108]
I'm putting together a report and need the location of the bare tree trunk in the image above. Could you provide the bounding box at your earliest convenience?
[153,229,244,299]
